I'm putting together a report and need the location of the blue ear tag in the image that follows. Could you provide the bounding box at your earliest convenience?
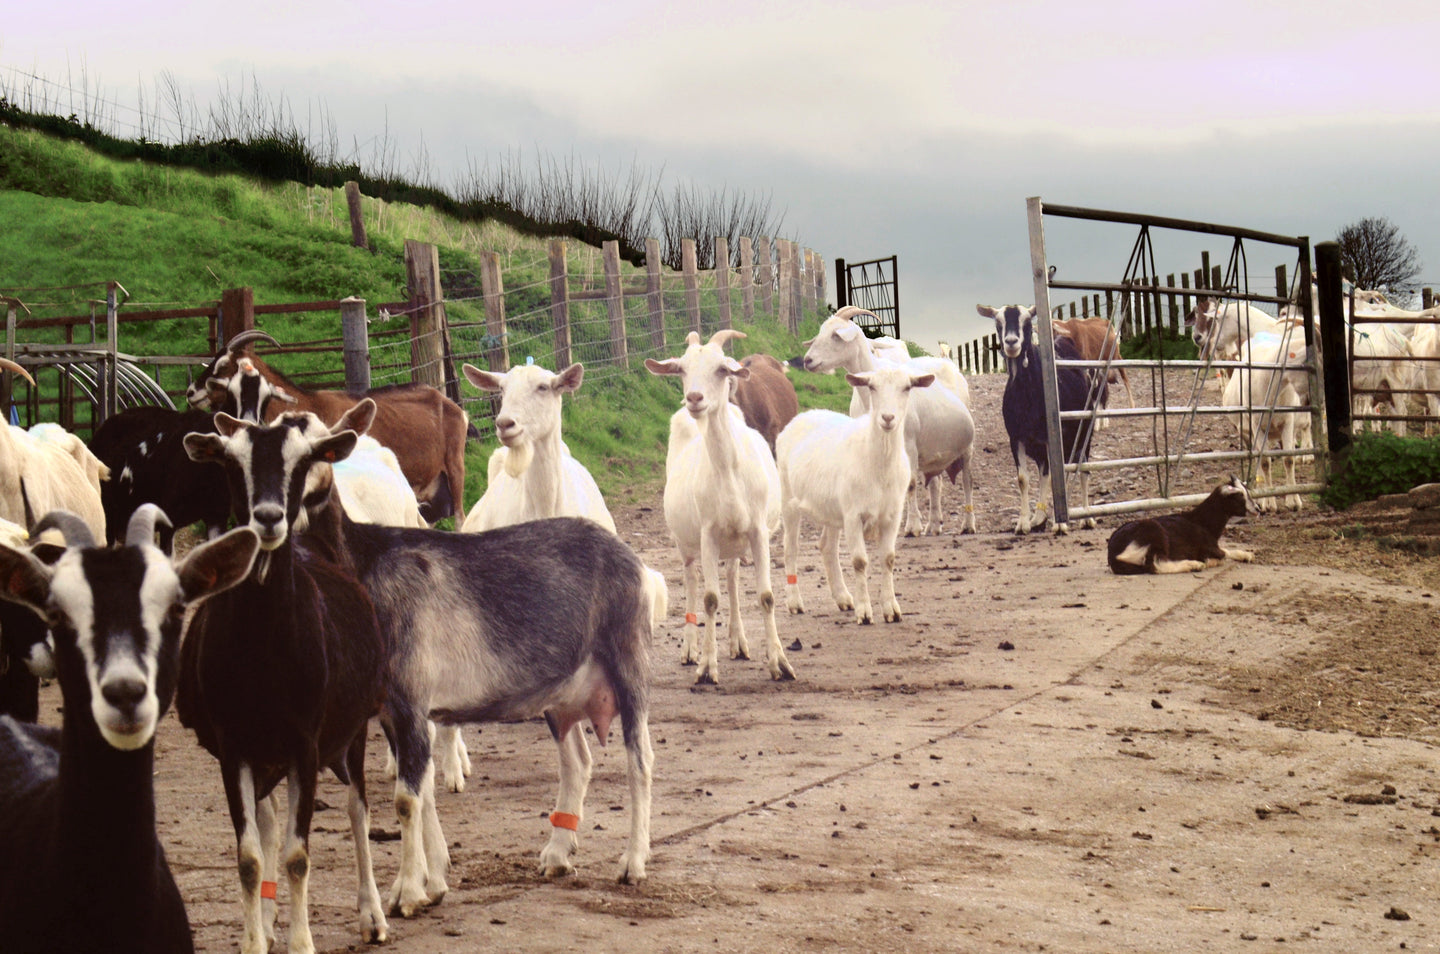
[8,407,16,426]
[526,356,535,366]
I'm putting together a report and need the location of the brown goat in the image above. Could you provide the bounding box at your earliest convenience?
[730,352,799,455]
[187,332,469,522]
[1052,317,1134,412]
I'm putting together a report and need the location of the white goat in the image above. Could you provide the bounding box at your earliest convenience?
[645,330,793,685]
[1351,320,1417,436]
[0,361,107,541]
[802,310,976,535]
[779,367,934,624]
[333,435,427,528]
[1187,297,1281,364]
[1221,331,1312,511]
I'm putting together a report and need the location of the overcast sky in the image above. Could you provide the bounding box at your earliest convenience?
[6,0,1440,352]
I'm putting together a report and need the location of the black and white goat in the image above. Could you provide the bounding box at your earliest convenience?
[978,303,1102,534]
[0,506,259,954]
[1107,477,1256,575]
[291,399,656,891]
[0,517,61,723]
[89,407,231,551]
[181,417,401,952]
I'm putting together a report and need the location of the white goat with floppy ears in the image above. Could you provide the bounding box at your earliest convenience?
[778,367,934,624]
[645,330,794,685]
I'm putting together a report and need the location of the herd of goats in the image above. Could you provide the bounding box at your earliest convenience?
[0,285,1422,951]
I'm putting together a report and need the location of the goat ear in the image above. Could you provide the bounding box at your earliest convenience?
[213,413,246,438]
[183,432,227,464]
[314,430,359,466]
[976,304,997,319]
[910,373,936,389]
[844,372,871,389]
[274,387,299,405]
[0,544,53,620]
[334,398,376,437]
[644,358,683,377]
[177,527,260,603]
[555,363,585,394]
[463,364,504,392]
[835,323,863,342]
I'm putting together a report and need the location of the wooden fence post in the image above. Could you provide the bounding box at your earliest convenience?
[813,252,826,307]
[341,297,370,392]
[800,249,814,311]
[404,240,448,390]
[344,181,368,250]
[791,244,804,329]
[1200,251,1212,291]
[777,241,794,332]
[682,239,701,336]
[1180,271,1191,319]
[479,250,510,372]
[739,237,756,322]
[646,238,665,351]
[602,240,629,367]
[714,236,732,330]
[219,287,255,346]
[757,236,774,315]
[1425,288,1434,309]
[548,238,572,369]
[1166,274,1178,334]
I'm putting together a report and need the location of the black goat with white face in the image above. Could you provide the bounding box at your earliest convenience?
[978,303,1102,534]
[182,413,397,951]
[0,506,259,954]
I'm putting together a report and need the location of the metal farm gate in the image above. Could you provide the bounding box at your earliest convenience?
[1024,198,1337,526]
[835,255,900,339]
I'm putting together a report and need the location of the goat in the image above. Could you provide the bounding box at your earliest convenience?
[271,399,658,890]
[646,330,795,684]
[0,359,107,541]
[803,309,977,535]
[1107,477,1256,574]
[731,352,799,456]
[778,367,934,624]
[979,303,1101,534]
[0,506,259,954]
[1052,316,1134,421]
[1186,297,1281,365]
[1221,331,1313,512]
[182,416,401,951]
[0,519,66,724]
[1350,320,1418,436]
[188,330,469,523]
[90,406,231,551]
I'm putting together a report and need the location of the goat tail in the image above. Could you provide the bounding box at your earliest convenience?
[642,565,669,627]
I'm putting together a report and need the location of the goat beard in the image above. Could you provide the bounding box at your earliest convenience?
[501,440,535,479]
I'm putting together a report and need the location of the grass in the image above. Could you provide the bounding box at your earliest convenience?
[0,124,849,512]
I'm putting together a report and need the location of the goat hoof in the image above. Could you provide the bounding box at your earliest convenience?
[772,661,797,681]
[679,658,697,667]
[694,670,718,686]
[732,648,751,661]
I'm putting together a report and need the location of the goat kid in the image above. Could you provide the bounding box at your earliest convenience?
[0,506,259,954]
[1107,477,1256,574]
[183,416,402,952]
[778,367,934,624]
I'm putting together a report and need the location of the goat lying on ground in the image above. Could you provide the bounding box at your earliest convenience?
[979,303,1100,534]
[0,506,259,954]
[1107,477,1256,574]
[778,367,934,624]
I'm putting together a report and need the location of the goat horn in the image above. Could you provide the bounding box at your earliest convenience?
[224,330,281,355]
[125,504,173,549]
[0,358,36,387]
[31,510,95,549]
[832,306,878,323]
[707,329,747,350]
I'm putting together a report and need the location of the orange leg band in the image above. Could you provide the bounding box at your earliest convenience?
[786,575,798,585]
[550,811,581,831]
[260,880,278,900]
[685,612,698,625]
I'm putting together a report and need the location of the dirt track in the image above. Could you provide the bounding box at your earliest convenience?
[39,373,1440,952]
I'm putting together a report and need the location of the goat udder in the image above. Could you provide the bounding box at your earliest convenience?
[552,683,619,747]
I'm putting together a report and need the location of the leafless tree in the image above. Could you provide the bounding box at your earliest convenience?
[1336,216,1422,301]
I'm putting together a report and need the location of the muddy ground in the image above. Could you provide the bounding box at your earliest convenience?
[41,373,1440,952]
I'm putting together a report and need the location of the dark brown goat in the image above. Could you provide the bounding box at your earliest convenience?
[730,352,798,455]
[188,332,468,521]
[1106,477,1256,574]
